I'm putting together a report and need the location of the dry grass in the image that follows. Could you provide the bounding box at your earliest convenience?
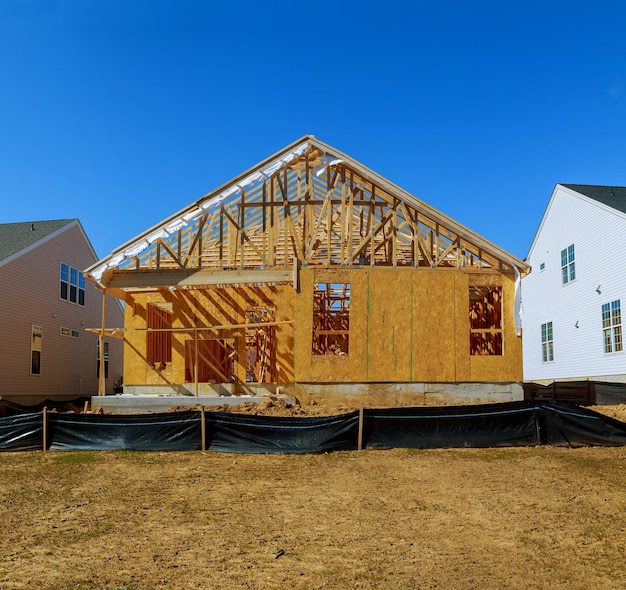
[0,445,625,590]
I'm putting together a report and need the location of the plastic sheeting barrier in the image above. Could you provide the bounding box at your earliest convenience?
[364,402,541,449]
[0,401,624,453]
[48,411,202,451]
[0,414,42,451]
[204,411,360,454]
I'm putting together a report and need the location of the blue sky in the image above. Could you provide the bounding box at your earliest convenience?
[2,1,626,261]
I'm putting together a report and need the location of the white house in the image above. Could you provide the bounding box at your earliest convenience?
[522,184,626,384]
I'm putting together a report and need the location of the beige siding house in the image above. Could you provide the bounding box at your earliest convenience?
[0,219,124,404]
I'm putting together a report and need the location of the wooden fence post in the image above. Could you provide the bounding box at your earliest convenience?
[201,406,206,451]
[358,403,364,451]
[42,406,47,453]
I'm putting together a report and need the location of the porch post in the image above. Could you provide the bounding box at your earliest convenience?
[98,290,107,396]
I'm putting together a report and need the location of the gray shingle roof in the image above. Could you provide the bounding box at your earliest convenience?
[0,219,76,263]
[562,184,626,214]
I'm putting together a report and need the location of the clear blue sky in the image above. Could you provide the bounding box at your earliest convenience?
[2,1,626,261]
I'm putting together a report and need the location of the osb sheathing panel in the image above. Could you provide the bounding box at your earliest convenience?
[123,285,296,386]
[294,267,522,385]
[123,268,523,387]
[366,270,413,382]
[410,270,457,382]
[469,272,523,381]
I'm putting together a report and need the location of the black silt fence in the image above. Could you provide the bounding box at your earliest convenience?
[0,400,624,453]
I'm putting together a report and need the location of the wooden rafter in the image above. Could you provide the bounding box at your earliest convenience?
[87,138,529,289]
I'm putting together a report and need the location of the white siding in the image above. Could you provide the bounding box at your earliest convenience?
[522,186,626,382]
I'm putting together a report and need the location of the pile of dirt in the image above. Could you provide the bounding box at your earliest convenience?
[168,398,359,417]
[590,403,626,422]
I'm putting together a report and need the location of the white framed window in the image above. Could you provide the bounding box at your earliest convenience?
[60,262,85,306]
[602,300,622,354]
[561,244,576,284]
[541,321,554,362]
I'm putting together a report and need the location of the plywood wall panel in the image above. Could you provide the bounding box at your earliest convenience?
[366,269,412,382]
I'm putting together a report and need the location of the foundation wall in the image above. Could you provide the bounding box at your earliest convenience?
[284,381,524,408]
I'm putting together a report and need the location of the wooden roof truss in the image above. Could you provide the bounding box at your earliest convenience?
[89,139,524,291]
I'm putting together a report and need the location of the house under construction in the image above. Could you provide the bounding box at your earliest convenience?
[85,136,530,407]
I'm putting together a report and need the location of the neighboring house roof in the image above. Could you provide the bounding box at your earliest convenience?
[561,184,626,215]
[526,184,626,262]
[85,135,529,286]
[0,219,89,267]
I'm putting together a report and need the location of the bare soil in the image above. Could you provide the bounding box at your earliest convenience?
[1,415,625,590]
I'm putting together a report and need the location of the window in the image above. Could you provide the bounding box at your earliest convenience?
[60,262,85,305]
[541,322,554,362]
[602,300,623,354]
[147,302,173,364]
[312,283,350,355]
[31,325,42,375]
[97,341,109,379]
[539,262,545,271]
[469,286,503,355]
[561,244,576,284]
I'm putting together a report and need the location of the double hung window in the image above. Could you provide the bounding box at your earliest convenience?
[561,245,576,284]
[541,322,554,362]
[602,300,622,354]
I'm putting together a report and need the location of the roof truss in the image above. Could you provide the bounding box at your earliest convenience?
[87,137,527,291]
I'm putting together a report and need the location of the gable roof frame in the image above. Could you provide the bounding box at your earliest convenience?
[85,135,529,292]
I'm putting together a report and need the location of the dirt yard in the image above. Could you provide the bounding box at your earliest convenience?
[1,427,625,590]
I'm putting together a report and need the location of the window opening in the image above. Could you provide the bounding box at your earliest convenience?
[561,244,576,284]
[312,283,350,355]
[147,302,172,365]
[31,325,42,375]
[541,321,554,362]
[469,286,503,355]
[602,300,623,354]
[246,307,276,382]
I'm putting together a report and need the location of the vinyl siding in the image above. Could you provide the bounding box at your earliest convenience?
[0,223,124,398]
[522,186,626,382]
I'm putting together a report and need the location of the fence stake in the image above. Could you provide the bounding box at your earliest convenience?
[42,406,47,453]
[358,403,364,451]
[201,406,206,451]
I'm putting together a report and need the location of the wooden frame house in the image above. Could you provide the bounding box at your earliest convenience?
[85,136,530,406]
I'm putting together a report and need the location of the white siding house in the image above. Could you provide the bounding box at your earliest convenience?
[522,184,626,384]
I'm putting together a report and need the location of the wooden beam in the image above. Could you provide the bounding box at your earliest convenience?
[101,268,294,289]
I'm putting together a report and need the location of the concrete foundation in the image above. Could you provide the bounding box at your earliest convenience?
[91,382,522,414]
[283,381,524,408]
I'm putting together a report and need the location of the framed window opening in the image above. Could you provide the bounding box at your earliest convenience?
[541,321,554,362]
[312,283,350,356]
[469,285,503,356]
[602,300,623,354]
[561,244,576,285]
[147,302,173,365]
